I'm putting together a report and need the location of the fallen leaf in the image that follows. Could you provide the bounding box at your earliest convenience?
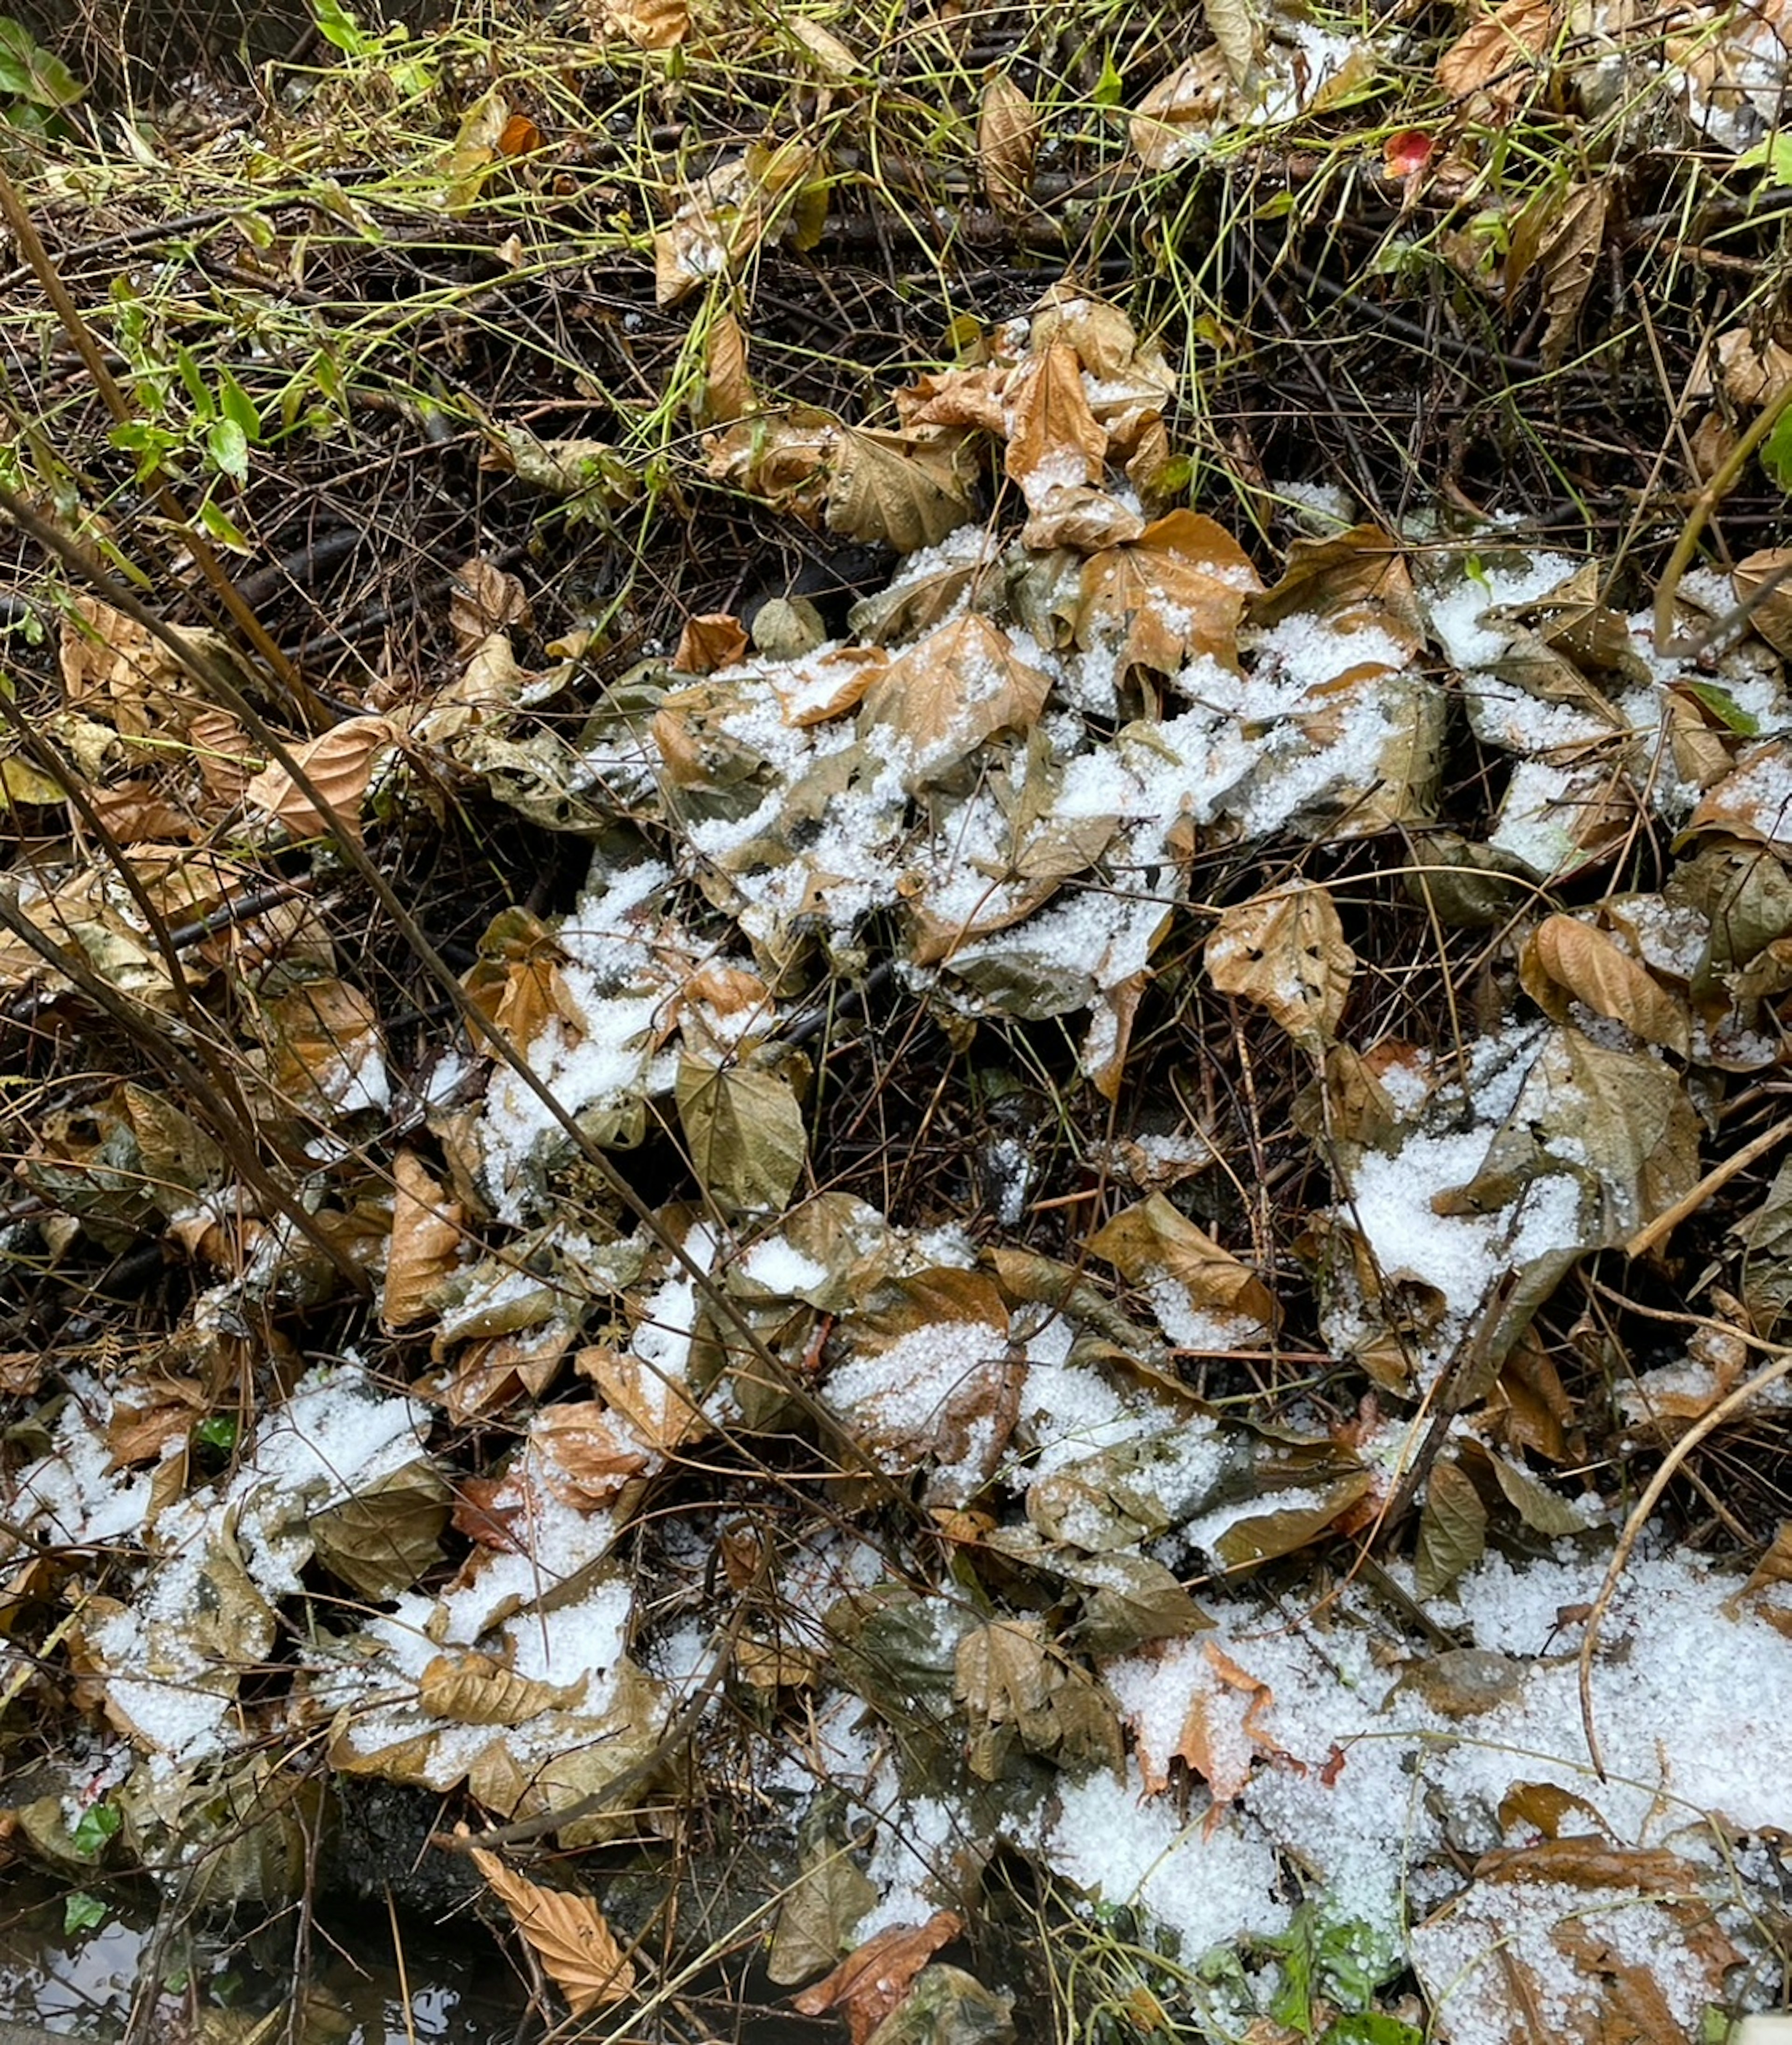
[384,1151,467,1330]
[470,1849,636,2014]
[978,73,1036,217]
[792,1911,964,2045]
[591,0,686,48]
[1519,914,1690,1055]
[1437,0,1555,110]
[1089,1193,1278,1329]
[858,613,1052,790]
[243,716,398,848]
[1205,885,1356,1046]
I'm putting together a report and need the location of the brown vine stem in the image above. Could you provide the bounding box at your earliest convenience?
[1652,366,1792,660]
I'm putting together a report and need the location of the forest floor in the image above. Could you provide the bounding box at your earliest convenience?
[3,1,1792,2041]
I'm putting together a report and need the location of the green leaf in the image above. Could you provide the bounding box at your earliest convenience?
[217,372,261,445]
[1737,134,1792,185]
[310,0,370,56]
[1321,2018,1424,2045]
[206,417,250,485]
[63,1891,107,1935]
[176,346,214,419]
[71,1800,120,1859]
[197,495,252,553]
[0,18,84,106]
[1680,681,1759,736]
[1092,48,1124,106]
[1764,406,1792,494]
[193,1413,238,1453]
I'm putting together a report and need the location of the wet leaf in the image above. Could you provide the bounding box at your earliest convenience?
[858,614,1052,791]
[1088,1194,1277,1330]
[1519,914,1690,1055]
[1416,1455,1487,1598]
[311,1461,451,1601]
[1205,885,1356,1047]
[418,1651,584,1724]
[1076,509,1260,677]
[676,1052,808,1216]
[469,1850,636,2014]
[864,1964,1015,2045]
[769,1843,878,1986]
[792,1913,965,2045]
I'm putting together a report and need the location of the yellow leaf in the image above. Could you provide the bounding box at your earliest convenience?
[470,1850,636,2014]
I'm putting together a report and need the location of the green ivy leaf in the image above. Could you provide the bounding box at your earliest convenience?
[206,417,250,485]
[63,1891,107,1935]
[71,1800,120,1860]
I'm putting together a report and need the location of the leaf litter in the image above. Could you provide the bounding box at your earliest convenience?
[8,3,1792,2041]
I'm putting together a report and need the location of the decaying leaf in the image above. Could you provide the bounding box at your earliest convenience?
[858,613,1053,790]
[243,717,398,847]
[792,1911,964,2045]
[1437,0,1556,109]
[1088,1194,1278,1330]
[1204,885,1356,1046]
[828,426,975,554]
[418,1651,583,1724]
[590,0,686,49]
[1536,181,1608,368]
[383,1151,466,1329]
[676,1052,808,1215]
[1077,510,1261,677]
[978,74,1036,217]
[470,1849,636,2014]
[1519,914,1691,1054]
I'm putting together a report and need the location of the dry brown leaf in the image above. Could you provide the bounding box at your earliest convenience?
[383,1151,466,1330]
[419,1652,583,1725]
[1437,0,1555,108]
[1088,1194,1278,1329]
[1077,510,1261,677]
[1004,343,1108,506]
[1204,0,1259,86]
[575,1344,709,1452]
[673,613,750,674]
[858,614,1052,790]
[590,0,686,48]
[1519,914,1690,1055]
[790,15,859,75]
[978,73,1036,217]
[450,559,532,659]
[827,425,975,553]
[470,1849,636,2014]
[1712,328,1792,410]
[704,310,752,424]
[1143,1640,1284,1802]
[1205,885,1355,1046]
[1733,548,1792,656]
[259,977,389,1119]
[532,1401,653,1510]
[1537,181,1608,368]
[897,363,1013,435]
[243,716,398,847]
[1128,52,1231,169]
[791,1912,964,2045]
